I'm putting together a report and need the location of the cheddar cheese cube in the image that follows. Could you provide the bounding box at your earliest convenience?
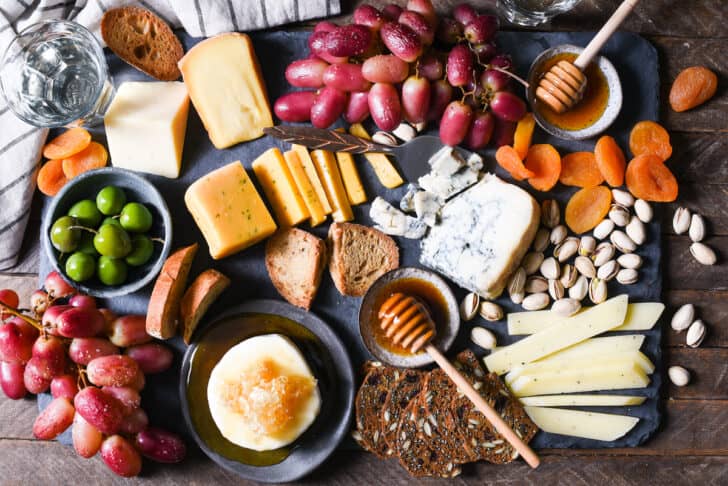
[252,148,309,227]
[185,162,276,259]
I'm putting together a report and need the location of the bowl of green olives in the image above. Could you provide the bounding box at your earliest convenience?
[42,168,173,298]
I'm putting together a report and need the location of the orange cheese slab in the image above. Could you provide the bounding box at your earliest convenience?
[283,150,328,227]
[310,150,354,223]
[252,148,309,227]
[291,144,332,215]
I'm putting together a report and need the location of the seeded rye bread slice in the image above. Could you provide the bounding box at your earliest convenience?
[353,363,401,458]
[381,369,424,454]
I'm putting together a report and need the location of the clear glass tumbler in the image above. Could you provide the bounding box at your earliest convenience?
[0,20,114,128]
[498,0,582,27]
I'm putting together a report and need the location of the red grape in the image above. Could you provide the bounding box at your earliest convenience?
[417,53,444,81]
[102,386,141,415]
[51,374,79,400]
[398,10,434,45]
[472,42,497,64]
[106,315,151,348]
[436,17,462,44]
[274,91,317,122]
[447,44,474,87]
[382,4,403,21]
[324,25,372,57]
[368,83,402,131]
[23,357,53,393]
[490,54,513,70]
[87,355,142,388]
[69,337,119,365]
[453,3,478,26]
[285,58,328,88]
[401,75,431,124]
[379,22,422,63]
[465,111,495,149]
[0,289,19,319]
[0,361,26,399]
[74,386,125,435]
[68,294,96,310]
[44,271,75,299]
[353,5,384,31]
[41,304,72,330]
[128,370,146,392]
[119,408,149,435]
[97,308,116,329]
[314,21,336,33]
[126,342,174,374]
[33,397,74,440]
[343,91,370,124]
[323,63,371,92]
[464,15,498,44]
[12,317,39,340]
[481,68,511,92]
[406,0,438,28]
[0,321,35,363]
[32,335,66,375]
[493,118,517,147]
[73,413,103,458]
[30,290,49,316]
[308,31,348,64]
[135,427,187,464]
[100,435,142,477]
[490,91,527,122]
[56,307,105,338]
[439,101,473,146]
[310,87,347,128]
[427,79,454,121]
[362,54,409,84]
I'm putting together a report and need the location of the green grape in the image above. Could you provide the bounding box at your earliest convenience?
[50,216,80,253]
[97,256,128,286]
[119,203,153,233]
[96,186,127,216]
[125,235,154,267]
[93,224,132,258]
[65,252,96,282]
[77,232,99,256]
[101,216,122,228]
[67,200,102,227]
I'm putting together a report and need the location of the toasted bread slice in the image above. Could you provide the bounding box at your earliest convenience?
[180,269,230,344]
[101,6,183,81]
[265,228,326,310]
[146,243,198,339]
[327,223,399,297]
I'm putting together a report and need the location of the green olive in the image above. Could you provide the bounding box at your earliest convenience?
[97,256,127,286]
[119,202,153,233]
[93,224,132,258]
[96,186,127,216]
[50,216,80,253]
[65,252,95,282]
[125,235,154,267]
[67,199,102,227]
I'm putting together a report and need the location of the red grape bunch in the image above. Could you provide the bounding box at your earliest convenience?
[0,271,185,478]
[274,1,527,150]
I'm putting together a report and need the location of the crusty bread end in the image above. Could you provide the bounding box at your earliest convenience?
[180,269,230,344]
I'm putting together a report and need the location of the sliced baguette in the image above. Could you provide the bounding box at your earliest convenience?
[101,6,183,81]
[180,269,230,344]
[146,243,198,339]
[265,228,326,310]
[328,222,399,297]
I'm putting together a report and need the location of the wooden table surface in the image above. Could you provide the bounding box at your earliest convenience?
[1,0,726,483]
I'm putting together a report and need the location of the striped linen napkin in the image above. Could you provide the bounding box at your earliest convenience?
[0,0,340,271]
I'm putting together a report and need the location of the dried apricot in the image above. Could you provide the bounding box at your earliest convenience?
[495,145,535,181]
[42,128,92,160]
[37,159,68,197]
[61,142,109,179]
[629,120,672,161]
[565,186,612,234]
[594,135,626,187]
[513,112,536,159]
[525,144,561,191]
[625,154,678,202]
[669,66,717,113]
[559,152,604,188]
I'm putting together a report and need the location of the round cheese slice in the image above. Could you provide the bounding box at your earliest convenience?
[207,334,321,451]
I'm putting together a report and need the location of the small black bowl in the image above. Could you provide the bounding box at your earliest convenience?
[41,168,172,298]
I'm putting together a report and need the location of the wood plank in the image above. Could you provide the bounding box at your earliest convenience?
[669,132,728,183]
[665,348,728,400]
[665,290,728,347]
[665,235,727,290]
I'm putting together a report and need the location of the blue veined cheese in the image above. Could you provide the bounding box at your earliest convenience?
[413,191,441,227]
[369,197,427,239]
[419,174,540,299]
[399,184,419,213]
[418,147,483,200]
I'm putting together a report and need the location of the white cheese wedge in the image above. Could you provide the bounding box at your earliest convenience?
[420,174,540,299]
[536,335,645,363]
[524,407,640,441]
[519,394,647,407]
[104,81,189,178]
[485,295,629,374]
[616,302,665,331]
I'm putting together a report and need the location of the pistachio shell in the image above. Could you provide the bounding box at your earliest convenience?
[532,228,550,252]
[541,200,560,229]
[670,303,694,332]
[616,268,638,285]
[593,219,615,240]
[578,236,596,257]
[554,238,578,263]
[548,279,564,300]
[508,267,527,295]
[574,255,597,279]
[686,319,706,348]
[550,225,568,246]
[372,131,398,146]
[522,292,550,311]
[689,214,706,243]
[673,207,691,235]
[597,260,620,282]
[522,252,545,275]
[668,366,690,387]
[588,278,607,304]
[392,122,416,142]
[690,242,717,265]
[592,242,615,267]
[471,327,497,350]
[459,292,480,321]
[559,264,578,288]
[478,301,504,322]
[524,275,548,294]
[617,253,643,269]
[611,189,635,207]
[540,257,560,280]
[611,230,637,253]
[551,298,581,317]
[608,204,630,227]
[568,275,588,300]
[626,215,646,245]
[634,199,653,223]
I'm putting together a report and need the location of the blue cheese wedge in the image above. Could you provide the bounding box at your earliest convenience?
[418,149,483,201]
[420,174,540,299]
[370,197,427,239]
[413,191,441,227]
[399,184,419,213]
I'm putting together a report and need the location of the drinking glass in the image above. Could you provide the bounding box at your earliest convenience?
[0,20,114,128]
[498,0,582,27]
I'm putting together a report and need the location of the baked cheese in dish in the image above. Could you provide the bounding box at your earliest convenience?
[420,174,540,299]
[207,334,321,451]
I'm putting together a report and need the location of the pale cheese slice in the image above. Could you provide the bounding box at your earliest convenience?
[524,407,640,441]
[348,123,403,189]
[537,335,645,363]
[519,394,647,407]
[283,150,327,227]
[291,145,332,215]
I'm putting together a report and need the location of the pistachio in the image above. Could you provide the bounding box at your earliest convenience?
[634,199,653,223]
[459,292,480,321]
[625,215,646,245]
[560,264,578,288]
[532,228,550,252]
[574,255,597,278]
[540,257,560,280]
[686,319,706,348]
[524,275,548,294]
[550,225,568,245]
[478,301,504,322]
[593,219,615,240]
[668,365,690,387]
[690,242,717,265]
[522,252,545,275]
[578,236,596,257]
[611,230,637,253]
[554,237,578,263]
[611,189,635,207]
[508,267,527,295]
[548,279,565,300]
[541,200,560,229]
[616,268,638,285]
[672,207,691,234]
[569,275,589,300]
[551,298,582,317]
[392,122,416,142]
[372,131,398,146]
[617,253,643,269]
[597,260,620,281]
[522,292,550,311]
[592,242,615,267]
[589,278,608,304]
[413,121,427,133]
[689,214,706,243]
[670,303,695,332]
[510,291,525,305]
[471,326,497,350]
[608,204,631,227]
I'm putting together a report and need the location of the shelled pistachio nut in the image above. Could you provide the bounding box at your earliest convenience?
[575,255,597,278]
[541,200,560,229]
[593,219,615,240]
[471,326,497,350]
[479,301,504,322]
[522,292,550,311]
[617,253,643,269]
[459,292,480,321]
[589,278,608,304]
[578,236,596,257]
[532,228,550,252]
[608,204,630,227]
[592,242,615,267]
[616,268,638,285]
[551,298,581,317]
[626,215,646,245]
[522,252,545,275]
[540,257,560,280]
[524,275,548,294]
[670,303,695,332]
[689,214,706,243]
[611,230,637,253]
[597,260,620,282]
[611,189,635,207]
[690,242,717,265]
[668,366,690,387]
[673,207,691,234]
[686,319,707,348]
[634,199,653,223]
[550,225,568,246]
[568,275,589,300]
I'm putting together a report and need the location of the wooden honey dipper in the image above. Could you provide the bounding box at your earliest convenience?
[378,293,540,469]
[535,0,639,114]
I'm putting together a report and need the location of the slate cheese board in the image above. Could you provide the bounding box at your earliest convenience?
[39,29,663,451]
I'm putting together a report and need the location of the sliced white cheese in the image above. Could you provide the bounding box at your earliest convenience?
[537,335,646,362]
[509,362,649,397]
[615,302,665,331]
[484,295,629,375]
[519,394,647,407]
[369,197,427,239]
[524,407,640,441]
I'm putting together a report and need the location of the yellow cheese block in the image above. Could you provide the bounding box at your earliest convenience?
[291,145,332,214]
[252,148,309,227]
[333,129,367,206]
[185,161,277,259]
[348,123,403,189]
[519,394,647,407]
[310,150,353,223]
[283,150,327,227]
[178,33,272,149]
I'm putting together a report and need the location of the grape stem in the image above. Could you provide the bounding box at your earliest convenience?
[490,65,530,89]
[151,238,166,245]
[0,302,43,332]
[68,226,97,235]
